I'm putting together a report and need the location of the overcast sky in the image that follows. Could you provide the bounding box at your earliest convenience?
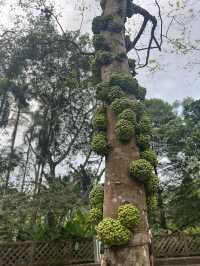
[1,0,200,103]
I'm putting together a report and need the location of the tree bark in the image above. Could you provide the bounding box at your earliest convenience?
[101,0,150,265]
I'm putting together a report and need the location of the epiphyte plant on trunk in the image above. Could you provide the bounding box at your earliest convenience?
[90,0,162,265]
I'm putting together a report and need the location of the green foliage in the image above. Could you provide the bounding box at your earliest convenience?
[89,184,104,208]
[96,218,131,246]
[91,59,101,84]
[129,159,153,182]
[136,116,152,135]
[118,109,136,124]
[115,119,135,143]
[96,82,110,102]
[89,208,103,225]
[146,174,159,194]
[110,73,138,95]
[136,134,151,151]
[108,86,124,103]
[91,133,108,156]
[136,86,146,101]
[111,97,136,115]
[133,101,146,120]
[140,150,157,166]
[92,15,123,34]
[92,16,107,34]
[93,112,107,131]
[117,204,140,230]
[147,194,158,214]
[93,34,111,51]
[95,51,114,66]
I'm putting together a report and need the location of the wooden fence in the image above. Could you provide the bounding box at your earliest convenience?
[154,233,200,258]
[0,234,200,266]
[0,238,94,266]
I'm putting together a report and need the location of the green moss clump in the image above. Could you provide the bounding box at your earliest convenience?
[91,133,108,156]
[89,184,104,208]
[136,134,151,151]
[93,112,107,131]
[93,34,111,51]
[89,208,103,225]
[111,97,136,115]
[96,82,110,102]
[140,150,157,166]
[118,109,136,124]
[110,73,138,95]
[115,119,135,143]
[95,51,114,66]
[132,101,146,120]
[129,159,153,182]
[136,116,152,135]
[115,52,127,62]
[146,174,159,194]
[108,86,124,103]
[118,204,140,230]
[96,218,131,246]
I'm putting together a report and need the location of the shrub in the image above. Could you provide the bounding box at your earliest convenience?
[115,119,135,143]
[89,208,103,225]
[140,150,157,166]
[96,218,131,246]
[111,97,136,115]
[96,82,110,102]
[136,134,151,151]
[109,73,138,95]
[89,184,104,208]
[91,133,108,156]
[93,112,107,131]
[147,194,157,213]
[118,109,136,124]
[108,86,124,103]
[136,116,152,135]
[129,159,153,182]
[135,86,146,101]
[118,204,140,230]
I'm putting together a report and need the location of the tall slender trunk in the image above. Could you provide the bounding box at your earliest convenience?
[101,1,150,265]
[4,103,21,192]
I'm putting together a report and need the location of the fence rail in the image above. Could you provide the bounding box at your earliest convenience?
[0,238,94,266]
[0,234,200,266]
[154,233,200,258]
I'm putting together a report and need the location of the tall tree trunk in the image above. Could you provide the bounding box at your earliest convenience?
[4,103,21,192]
[101,0,150,265]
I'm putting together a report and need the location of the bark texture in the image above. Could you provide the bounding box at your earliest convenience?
[100,0,150,265]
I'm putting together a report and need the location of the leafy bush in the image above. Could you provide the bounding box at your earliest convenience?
[95,51,114,66]
[111,97,136,115]
[91,133,108,156]
[129,159,153,182]
[93,112,107,131]
[118,204,140,230]
[140,150,157,166]
[110,73,138,95]
[136,116,152,135]
[118,109,136,124]
[108,86,124,103]
[96,81,110,102]
[136,134,151,151]
[146,174,159,194]
[96,217,131,246]
[93,34,111,51]
[89,184,104,208]
[89,208,103,225]
[115,119,135,143]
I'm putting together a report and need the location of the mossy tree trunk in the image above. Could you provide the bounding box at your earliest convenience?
[100,0,150,265]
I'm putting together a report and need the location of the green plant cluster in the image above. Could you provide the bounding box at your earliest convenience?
[136,134,151,151]
[91,133,108,156]
[146,174,159,194]
[136,116,152,135]
[147,194,158,214]
[96,217,131,246]
[115,119,135,143]
[118,109,136,124]
[118,203,140,230]
[89,185,104,208]
[93,111,107,131]
[89,208,103,225]
[110,73,138,96]
[95,51,114,66]
[129,159,153,182]
[111,97,136,115]
[140,150,157,166]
